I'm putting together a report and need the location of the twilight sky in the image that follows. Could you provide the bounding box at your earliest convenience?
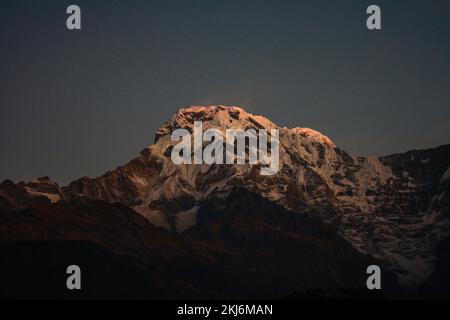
[1,0,449,185]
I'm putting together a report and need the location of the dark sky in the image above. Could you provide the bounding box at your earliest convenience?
[1,0,449,185]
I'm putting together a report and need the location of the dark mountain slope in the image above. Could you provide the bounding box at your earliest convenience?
[0,190,398,299]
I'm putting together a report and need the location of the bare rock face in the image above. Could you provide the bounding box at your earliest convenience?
[1,105,449,296]
[0,176,65,212]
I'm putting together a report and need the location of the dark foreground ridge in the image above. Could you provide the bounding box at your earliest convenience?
[0,189,400,299]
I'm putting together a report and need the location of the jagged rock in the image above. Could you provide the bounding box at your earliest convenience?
[1,105,449,293]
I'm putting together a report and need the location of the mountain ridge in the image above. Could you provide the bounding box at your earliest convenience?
[1,105,449,295]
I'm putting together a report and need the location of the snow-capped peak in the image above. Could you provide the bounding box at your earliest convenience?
[290,127,335,148]
[155,105,278,142]
[12,104,448,289]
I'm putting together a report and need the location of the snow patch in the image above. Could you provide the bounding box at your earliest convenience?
[24,188,61,203]
[176,206,199,233]
[441,167,450,182]
[291,127,335,147]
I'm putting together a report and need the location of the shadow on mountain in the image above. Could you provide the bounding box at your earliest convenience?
[420,235,450,299]
[0,188,403,299]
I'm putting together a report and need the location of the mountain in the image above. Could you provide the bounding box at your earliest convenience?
[1,105,449,299]
[1,190,400,299]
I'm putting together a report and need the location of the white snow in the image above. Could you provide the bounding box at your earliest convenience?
[291,127,335,147]
[175,206,199,233]
[24,188,61,203]
[355,157,394,193]
[441,167,450,182]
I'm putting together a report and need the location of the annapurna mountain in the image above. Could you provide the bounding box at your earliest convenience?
[1,105,449,299]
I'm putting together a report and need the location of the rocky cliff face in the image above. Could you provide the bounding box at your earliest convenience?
[1,105,449,297]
